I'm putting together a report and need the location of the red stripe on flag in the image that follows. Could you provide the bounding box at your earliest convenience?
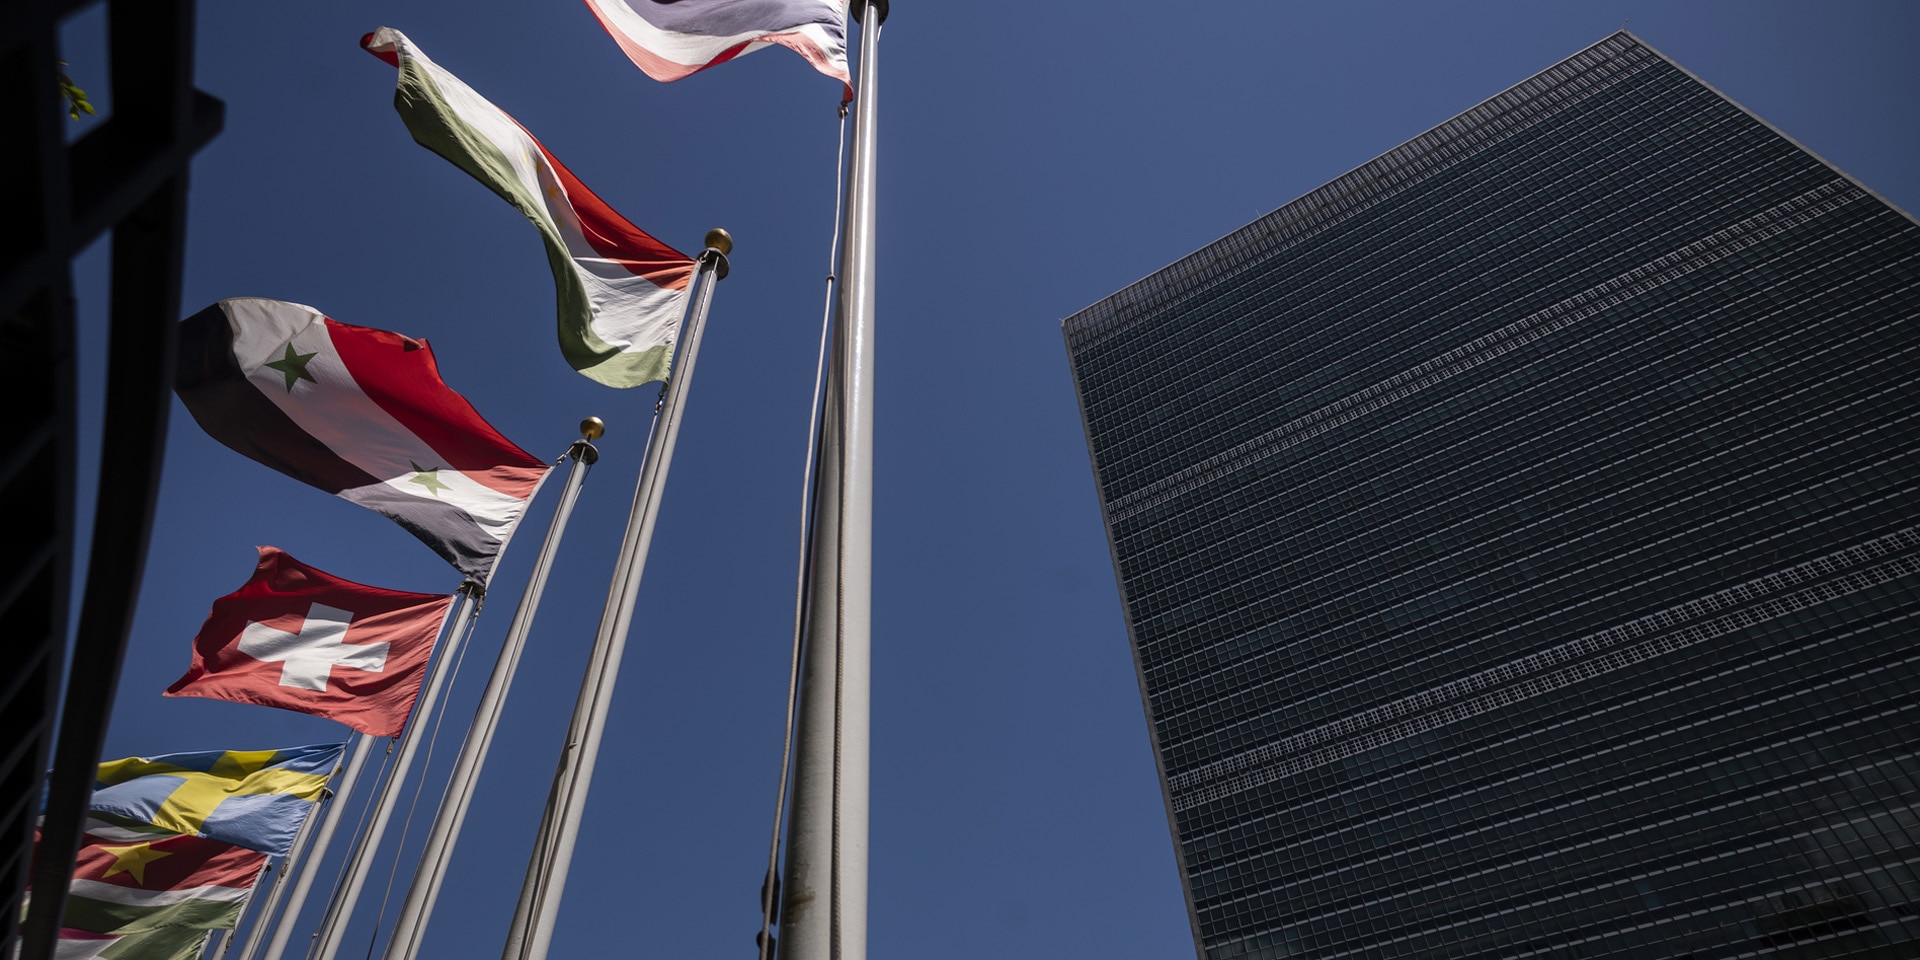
[69,834,266,891]
[360,32,399,67]
[321,319,548,499]
[526,137,695,291]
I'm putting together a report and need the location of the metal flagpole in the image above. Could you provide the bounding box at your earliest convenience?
[309,583,482,960]
[256,733,377,960]
[778,4,883,959]
[210,857,275,959]
[380,430,603,960]
[499,231,732,960]
[497,760,561,960]
[227,765,323,960]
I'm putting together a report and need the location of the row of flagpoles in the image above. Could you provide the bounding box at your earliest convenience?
[21,2,884,959]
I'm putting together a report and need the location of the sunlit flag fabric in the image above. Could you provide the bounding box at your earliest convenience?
[87,744,342,855]
[582,0,851,97]
[361,27,696,389]
[175,297,551,581]
[164,547,454,738]
[38,827,268,960]
[51,929,117,960]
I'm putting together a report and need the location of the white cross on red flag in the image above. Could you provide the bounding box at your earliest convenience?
[166,546,453,736]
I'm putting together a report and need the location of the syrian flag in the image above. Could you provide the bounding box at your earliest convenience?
[166,547,454,737]
[175,298,550,581]
[40,829,268,960]
[362,27,696,389]
[581,0,852,98]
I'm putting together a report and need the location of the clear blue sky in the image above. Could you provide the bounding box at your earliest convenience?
[57,2,1920,957]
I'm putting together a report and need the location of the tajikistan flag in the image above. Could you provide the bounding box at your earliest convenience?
[176,298,551,582]
[362,26,696,389]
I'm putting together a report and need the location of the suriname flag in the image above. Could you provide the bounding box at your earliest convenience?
[30,821,269,960]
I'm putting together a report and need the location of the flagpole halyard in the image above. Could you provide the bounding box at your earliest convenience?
[499,232,731,960]
[229,764,323,960]
[380,429,602,960]
[758,106,852,960]
[208,855,271,960]
[309,582,481,960]
[257,733,376,960]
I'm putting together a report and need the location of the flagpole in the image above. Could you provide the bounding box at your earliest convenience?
[255,732,375,960]
[227,768,323,960]
[380,429,602,960]
[498,761,561,960]
[309,584,481,960]
[778,5,883,959]
[208,854,276,959]
[499,231,732,960]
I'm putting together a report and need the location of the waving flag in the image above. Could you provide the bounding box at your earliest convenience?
[41,829,268,960]
[582,0,851,97]
[362,27,696,388]
[176,298,551,581]
[88,744,341,855]
[165,547,454,737]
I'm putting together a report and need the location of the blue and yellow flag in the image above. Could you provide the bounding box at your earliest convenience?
[89,743,343,855]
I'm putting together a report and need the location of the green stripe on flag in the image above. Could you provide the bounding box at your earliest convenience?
[64,893,244,936]
[101,929,213,960]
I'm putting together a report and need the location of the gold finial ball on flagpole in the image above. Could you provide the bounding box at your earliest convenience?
[704,228,733,256]
[580,416,606,441]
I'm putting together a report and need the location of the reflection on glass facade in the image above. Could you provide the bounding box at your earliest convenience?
[1064,32,1920,960]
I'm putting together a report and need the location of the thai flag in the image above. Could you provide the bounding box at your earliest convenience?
[583,0,851,97]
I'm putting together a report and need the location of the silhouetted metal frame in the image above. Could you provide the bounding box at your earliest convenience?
[0,2,222,957]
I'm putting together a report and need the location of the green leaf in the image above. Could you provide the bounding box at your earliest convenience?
[56,62,95,121]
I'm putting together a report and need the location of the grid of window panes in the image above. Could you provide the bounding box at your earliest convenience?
[1066,34,1920,960]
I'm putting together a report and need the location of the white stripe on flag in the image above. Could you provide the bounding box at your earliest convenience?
[68,879,253,908]
[222,299,527,537]
[79,820,175,843]
[339,475,519,545]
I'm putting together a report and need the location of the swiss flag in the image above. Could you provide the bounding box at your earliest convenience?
[166,547,453,736]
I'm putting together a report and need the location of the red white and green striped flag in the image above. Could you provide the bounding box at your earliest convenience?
[36,824,268,960]
[362,26,695,389]
[175,298,550,582]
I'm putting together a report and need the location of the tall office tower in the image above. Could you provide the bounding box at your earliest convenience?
[1064,32,1920,960]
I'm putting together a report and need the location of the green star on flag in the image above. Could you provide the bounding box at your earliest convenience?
[408,462,451,496]
[263,342,319,392]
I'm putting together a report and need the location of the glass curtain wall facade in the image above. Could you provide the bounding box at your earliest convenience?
[1064,32,1920,960]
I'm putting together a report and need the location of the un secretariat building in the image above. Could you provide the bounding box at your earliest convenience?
[1065,32,1920,960]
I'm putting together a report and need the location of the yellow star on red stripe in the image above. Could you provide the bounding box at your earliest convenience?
[98,841,172,886]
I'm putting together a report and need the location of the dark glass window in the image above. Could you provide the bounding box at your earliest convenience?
[1066,32,1920,960]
